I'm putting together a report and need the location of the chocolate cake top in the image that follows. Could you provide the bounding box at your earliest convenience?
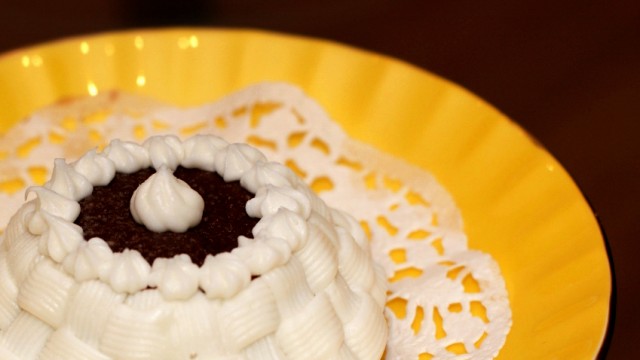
[22,135,316,299]
[75,167,258,266]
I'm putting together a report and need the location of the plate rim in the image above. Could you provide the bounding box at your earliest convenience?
[0,26,615,358]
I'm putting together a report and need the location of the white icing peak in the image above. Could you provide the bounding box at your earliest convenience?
[72,149,116,186]
[37,210,84,262]
[109,249,151,293]
[62,237,114,282]
[246,185,312,219]
[149,254,200,300]
[143,135,184,170]
[181,134,228,171]
[45,158,93,200]
[130,165,205,233]
[26,186,81,235]
[103,139,150,173]
[215,143,267,181]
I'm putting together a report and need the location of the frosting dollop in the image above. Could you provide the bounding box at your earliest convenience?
[26,186,81,235]
[143,135,184,170]
[62,237,114,281]
[45,159,93,201]
[199,253,251,299]
[149,254,200,300]
[72,149,116,186]
[37,211,84,262]
[246,185,312,219]
[108,249,151,293]
[103,139,150,173]
[215,143,267,181]
[182,134,228,171]
[240,161,297,193]
[130,166,205,233]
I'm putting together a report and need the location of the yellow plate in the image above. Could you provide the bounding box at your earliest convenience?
[0,28,612,358]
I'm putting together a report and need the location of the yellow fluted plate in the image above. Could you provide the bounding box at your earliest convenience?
[0,28,611,358]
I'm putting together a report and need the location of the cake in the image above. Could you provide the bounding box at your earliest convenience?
[0,134,388,359]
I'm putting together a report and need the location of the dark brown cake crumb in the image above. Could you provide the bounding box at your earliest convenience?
[74,167,258,266]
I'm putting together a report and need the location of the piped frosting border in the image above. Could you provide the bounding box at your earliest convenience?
[10,134,341,301]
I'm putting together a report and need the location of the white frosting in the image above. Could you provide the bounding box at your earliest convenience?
[215,143,267,181]
[36,210,84,263]
[199,252,251,299]
[62,237,114,281]
[149,254,200,300]
[143,135,184,170]
[72,149,116,186]
[0,134,388,360]
[44,159,93,201]
[252,209,308,252]
[240,161,298,194]
[181,134,228,171]
[130,165,205,233]
[246,185,312,219]
[108,249,151,294]
[26,186,80,235]
[103,139,150,173]
[234,235,291,275]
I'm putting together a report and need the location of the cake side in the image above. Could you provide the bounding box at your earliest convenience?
[0,134,388,360]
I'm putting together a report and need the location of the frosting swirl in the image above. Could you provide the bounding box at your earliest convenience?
[130,166,205,233]
[215,143,267,181]
[182,134,228,171]
[246,185,312,219]
[62,237,114,281]
[240,161,297,194]
[149,254,200,300]
[45,159,93,201]
[143,135,184,170]
[26,186,81,235]
[108,249,151,293]
[37,210,84,262]
[103,139,150,173]
[72,149,116,186]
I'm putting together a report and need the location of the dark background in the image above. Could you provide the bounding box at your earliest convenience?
[1,0,637,357]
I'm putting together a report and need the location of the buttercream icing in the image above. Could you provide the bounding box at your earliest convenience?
[0,134,388,360]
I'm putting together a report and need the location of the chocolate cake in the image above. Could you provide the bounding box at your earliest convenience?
[75,167,258,266]
[0,134,388,359]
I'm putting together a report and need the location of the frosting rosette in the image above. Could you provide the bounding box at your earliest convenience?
[0,134,388,360]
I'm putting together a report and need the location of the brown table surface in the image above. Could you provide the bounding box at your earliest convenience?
[1,1,637,358]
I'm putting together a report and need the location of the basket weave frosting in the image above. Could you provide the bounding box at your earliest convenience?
[0,134,388,360]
